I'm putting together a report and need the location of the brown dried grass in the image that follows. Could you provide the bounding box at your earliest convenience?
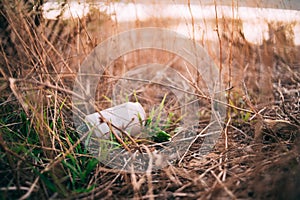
[0,1,299,199]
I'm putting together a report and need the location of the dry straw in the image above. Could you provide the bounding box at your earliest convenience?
[0,0,299,199]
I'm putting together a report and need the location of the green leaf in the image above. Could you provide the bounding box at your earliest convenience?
[35,170,57,193]
[243,112,251,121]
[153,129,171,143]
[83,158,98,178]
[155,94,167,127]
[145,118,152,127]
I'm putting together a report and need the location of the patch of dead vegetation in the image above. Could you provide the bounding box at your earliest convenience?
[0,1,299,199]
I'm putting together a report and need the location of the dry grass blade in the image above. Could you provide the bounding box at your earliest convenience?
[210,170,236,199]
